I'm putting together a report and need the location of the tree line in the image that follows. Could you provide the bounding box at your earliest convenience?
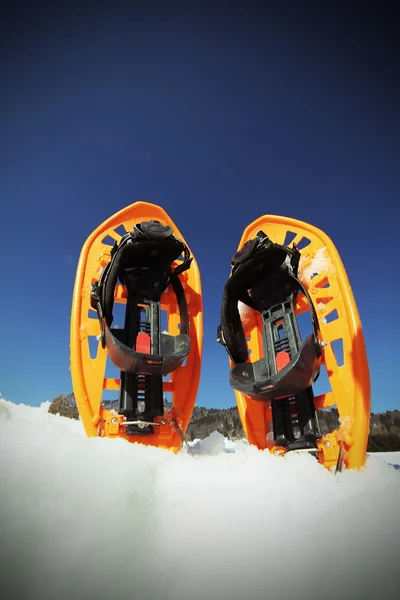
[48,393,400,452]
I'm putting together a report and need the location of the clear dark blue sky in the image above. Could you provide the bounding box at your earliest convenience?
[1,1,399,412]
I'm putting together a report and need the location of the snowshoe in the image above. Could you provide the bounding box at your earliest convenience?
[70,201,203,451]
[217,215,370,471]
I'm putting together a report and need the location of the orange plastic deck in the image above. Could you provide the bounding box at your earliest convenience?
[227,215,370,471]
[70,202,203,452]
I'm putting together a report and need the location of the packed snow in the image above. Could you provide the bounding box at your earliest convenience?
[299,246,332,283]
[1,399,399,600]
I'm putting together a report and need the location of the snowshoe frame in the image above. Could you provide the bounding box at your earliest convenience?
[218,215,370,471]
[70,202,203,451]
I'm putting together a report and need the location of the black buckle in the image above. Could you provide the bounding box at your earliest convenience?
[134,220,173,240]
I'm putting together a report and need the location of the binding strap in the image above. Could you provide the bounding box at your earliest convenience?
[218,230,321,365]
[90,220,192,373]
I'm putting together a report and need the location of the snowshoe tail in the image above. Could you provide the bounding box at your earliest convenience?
[217,215,370,471]
[70,202,203,451]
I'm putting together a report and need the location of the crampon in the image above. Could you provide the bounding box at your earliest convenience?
[218,215,370,472]
[70,202,203,452]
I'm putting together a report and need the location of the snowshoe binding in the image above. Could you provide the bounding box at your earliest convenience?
[70,202,203,451]
[217,215,370,471]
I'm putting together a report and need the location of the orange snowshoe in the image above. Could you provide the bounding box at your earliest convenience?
[217,215,370,471]
[70,202,203,452]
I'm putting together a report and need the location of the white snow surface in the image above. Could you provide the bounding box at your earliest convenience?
[299,246,332,283]
[1,399,399,600]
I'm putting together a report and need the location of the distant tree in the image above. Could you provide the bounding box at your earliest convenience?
[368,434,400,452]
[48,393,79,420]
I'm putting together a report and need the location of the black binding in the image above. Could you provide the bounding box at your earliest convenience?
[91,220,192,375]
[217,230,322,449]
[90,220,192,434]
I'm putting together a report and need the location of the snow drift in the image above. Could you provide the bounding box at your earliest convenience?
[0,398,399,600]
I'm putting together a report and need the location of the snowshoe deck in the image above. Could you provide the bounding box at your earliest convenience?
[218,215,370,471]
[70,202,203,451]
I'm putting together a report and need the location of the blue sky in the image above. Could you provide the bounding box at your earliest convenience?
[1,2,399,413]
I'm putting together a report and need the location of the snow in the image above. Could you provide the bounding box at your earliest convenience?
[1,399,399,600]
[299,246,332,283]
